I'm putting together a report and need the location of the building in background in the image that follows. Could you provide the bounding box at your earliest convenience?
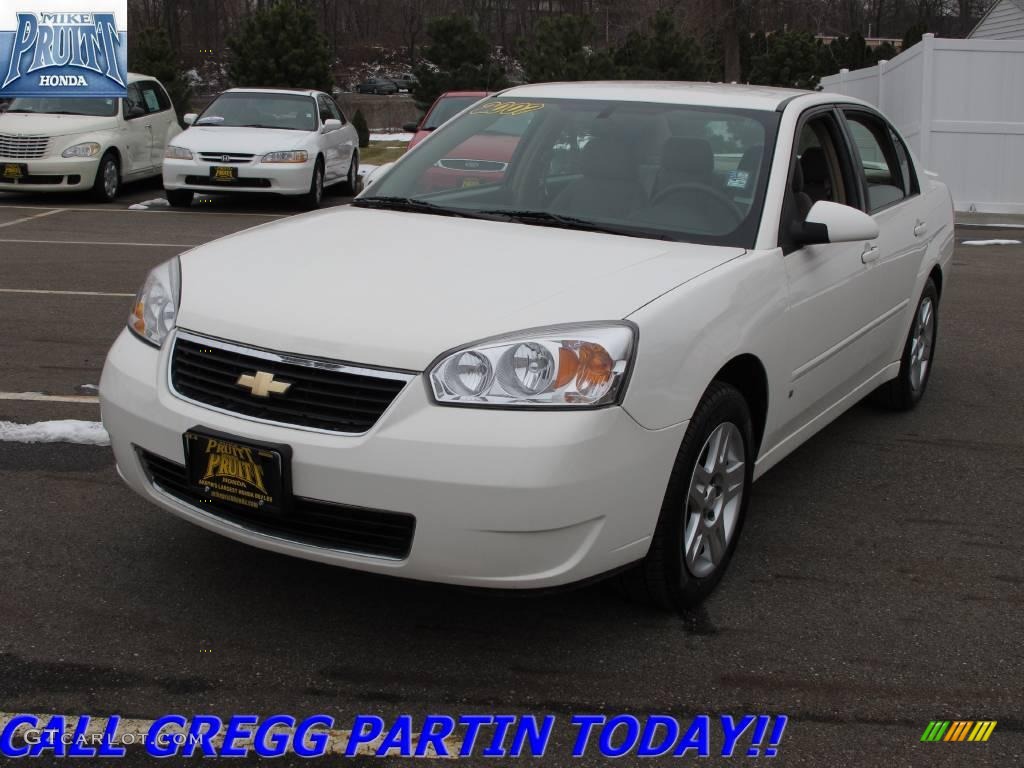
[969,0,1024,39]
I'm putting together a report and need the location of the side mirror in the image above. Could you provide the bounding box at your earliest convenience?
[792,200,879,246]
[402,121,420,133]
[322,118,342,133]
[183,113,197,126]
[361,162,394,189]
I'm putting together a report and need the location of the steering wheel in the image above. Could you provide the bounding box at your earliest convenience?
[649,182,744,229]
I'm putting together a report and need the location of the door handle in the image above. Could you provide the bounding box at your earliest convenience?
[913,219,927,237]
[861,244,880,264]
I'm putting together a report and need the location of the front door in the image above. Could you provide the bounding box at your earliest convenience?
[777,109,881,440]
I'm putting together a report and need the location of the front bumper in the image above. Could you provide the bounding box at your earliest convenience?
[0,155,98,192]
[163,157,312,196]
[100,328,685,589]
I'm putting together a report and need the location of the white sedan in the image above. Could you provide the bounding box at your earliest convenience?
[101,82,954,610]
[162,88,359,208]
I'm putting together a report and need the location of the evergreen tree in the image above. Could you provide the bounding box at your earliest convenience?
[823,32,875,73]
[749,31,824,90]
[519,15,615,84]
[227,0,333,92]
[352,109,369,148]
[128,27,191,125]
[411,16,508,112]
[613,11,708,81]
[901,23,928,50]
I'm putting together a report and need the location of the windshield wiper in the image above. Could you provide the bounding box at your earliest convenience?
[477,209,674,240]
[352,196,508,221]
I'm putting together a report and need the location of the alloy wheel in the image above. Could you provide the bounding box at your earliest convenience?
[909,296,934,393]
[684,422,746,578]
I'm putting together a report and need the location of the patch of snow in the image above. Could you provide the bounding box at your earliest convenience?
[961,239,1021,246]
[129,198,171,210]
[370,132,413,143]
[357,163,378,177]
[0,420,109,446]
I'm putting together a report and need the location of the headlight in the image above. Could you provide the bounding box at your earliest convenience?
[429,324,635,408]
[164,145,193,160]
[128,257,181,347]
[61,142,100,158]
[262,150,308,163]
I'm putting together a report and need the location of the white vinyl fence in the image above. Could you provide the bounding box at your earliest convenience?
[821,33,1024,214]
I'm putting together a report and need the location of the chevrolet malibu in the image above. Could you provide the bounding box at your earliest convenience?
[101,83,954,610]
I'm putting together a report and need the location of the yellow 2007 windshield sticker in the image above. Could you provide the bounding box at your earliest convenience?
[470,101,545,117]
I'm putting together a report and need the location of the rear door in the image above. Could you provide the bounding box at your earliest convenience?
[839,108,929,368]
[137,80,178,168]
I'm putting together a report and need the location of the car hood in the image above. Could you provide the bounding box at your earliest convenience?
[173,126,311,154]
[176,207,743,371]
[0,112,117,137]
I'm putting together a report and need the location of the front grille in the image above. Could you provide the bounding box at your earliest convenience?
[139,450,415,559]
[170,332,413,434]
[436,158,507,173]
[0,134,49,159]
[198,152,255,164]
[185,175,271,188]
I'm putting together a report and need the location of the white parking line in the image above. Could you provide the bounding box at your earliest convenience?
[0,392,100,404]
[0,208,62,229]
[0,712,457,758]
[0,238,196,248]
[0,204,286,218]
[0,288,133,297]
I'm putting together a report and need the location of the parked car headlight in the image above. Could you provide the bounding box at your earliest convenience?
[429,324,636,407]
[164,145,193,160]
[61,142,100,158]
[128,257,181,347]
[262,150,308,163]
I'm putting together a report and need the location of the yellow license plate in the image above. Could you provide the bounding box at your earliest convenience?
[461,177,481,188]
[3,163,25,179]
[211,165,236,181]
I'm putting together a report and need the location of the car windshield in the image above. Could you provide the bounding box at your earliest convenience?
[359,96,779,247]
[0,96,118,117]
[195,92,317,131]
[422,95,481,130]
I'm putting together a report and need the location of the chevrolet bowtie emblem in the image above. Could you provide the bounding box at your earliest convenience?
[236,371,292,398]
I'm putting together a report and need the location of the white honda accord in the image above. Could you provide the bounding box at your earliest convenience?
[101,82,954,610]
[161,88,359,209]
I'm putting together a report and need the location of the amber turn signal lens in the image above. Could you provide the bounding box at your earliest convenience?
[130,301,146,335]
[553,346,580,389]
[576,342,614,396]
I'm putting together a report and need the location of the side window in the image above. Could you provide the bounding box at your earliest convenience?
[328,96,346,124]
[782,113,857,251]
[317,95,333,125]
[123,84,144,118]
[890,127,918,197]
[139,82,166,114]
[843,111,908,212]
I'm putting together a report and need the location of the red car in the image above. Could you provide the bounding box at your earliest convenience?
[403,91,490,149]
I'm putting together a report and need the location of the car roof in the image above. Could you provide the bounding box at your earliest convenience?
[439,91,491,98]
[499,81,814,111]
[224,87,320,97]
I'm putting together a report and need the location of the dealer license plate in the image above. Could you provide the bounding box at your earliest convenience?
[183,428,292,515]
[2,163,27,180]
[210,165,238,182]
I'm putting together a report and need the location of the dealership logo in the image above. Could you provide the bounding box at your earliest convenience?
[0,3,127,97]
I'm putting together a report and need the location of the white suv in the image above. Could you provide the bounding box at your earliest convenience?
[0,72,181,202]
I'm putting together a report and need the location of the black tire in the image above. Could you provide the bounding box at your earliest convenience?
[875,278,939,411]
[341,151,359,195]
[299,158,325,210]
[617,382,754,612]
[91,151,120,202]
[166,189,193,208]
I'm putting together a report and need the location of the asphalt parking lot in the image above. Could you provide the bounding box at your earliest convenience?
[0,184,1021,766]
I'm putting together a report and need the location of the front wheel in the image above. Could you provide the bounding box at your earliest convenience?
[299,159,324,210]
[875,278,939,410]
[91,151,120,202]
[617,382,754,611]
